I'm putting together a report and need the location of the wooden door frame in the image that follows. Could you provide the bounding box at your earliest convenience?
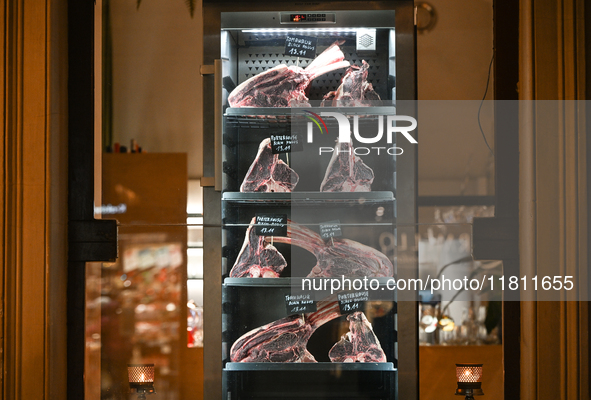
[473,1,521,399]
[67,1,118,399]
[518,0,589,399]
[475,1,590,399]
[1,0,69,398]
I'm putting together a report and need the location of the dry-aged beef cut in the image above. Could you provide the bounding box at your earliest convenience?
[320,140,375,192]
[229,217,287,278]
[229,219,392,278]
[329,312,387,363]
[240,138,299,192]
[272,220,393,278]
[228,41,350,108]
[321,60,381,107]
[230,301,341,362]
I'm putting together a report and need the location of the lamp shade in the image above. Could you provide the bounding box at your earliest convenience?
[456,363,483,383]
[455,363,483,397]
[128,364,154,383]
[128,364,155,393]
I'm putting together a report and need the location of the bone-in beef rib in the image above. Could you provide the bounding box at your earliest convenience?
[230,301,341,362]
[228,41,350,108]
[272,220,393,278]
[229,217,287,278]
[320,140,375,192]
[240,138,299,193]
[321,60,381,107]
[329,312,387,363]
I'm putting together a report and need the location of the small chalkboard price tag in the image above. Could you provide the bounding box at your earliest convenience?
[284,35,318,59]
[338,290,370,314]
[285,294,317,315]
[270,133,304,154]
[319,220,342,240]
[255,214,288,236]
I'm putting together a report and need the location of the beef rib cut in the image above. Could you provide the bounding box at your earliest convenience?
[228,41,350,108]
[321,60,381,107]
[329,311,387,363]
[320,140,375,192]
[229,217,287,278]
[272,220,393,278]
[240,138,299,193]
[230,301,341,362]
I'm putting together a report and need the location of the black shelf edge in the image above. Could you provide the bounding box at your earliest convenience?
[224,362,396,371]
[223,277,396,287]
[222,191,395,204]
[225,106,397,118]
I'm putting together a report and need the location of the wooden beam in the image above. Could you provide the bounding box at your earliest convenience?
[519,1,589,399]
[1,0,69,399]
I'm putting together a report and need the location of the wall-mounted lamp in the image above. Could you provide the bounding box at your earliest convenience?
[128,364,155,399]
[455,363,483,399]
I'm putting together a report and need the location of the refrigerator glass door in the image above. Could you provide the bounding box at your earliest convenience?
[211,7,416,400]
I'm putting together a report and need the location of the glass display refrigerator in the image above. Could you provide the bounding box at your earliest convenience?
[201,2,417,399]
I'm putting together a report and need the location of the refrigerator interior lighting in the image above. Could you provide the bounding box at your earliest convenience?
[240,28,360,33]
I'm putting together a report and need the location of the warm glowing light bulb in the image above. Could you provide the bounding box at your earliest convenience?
[140,373,145,382]
[464,370,471,376]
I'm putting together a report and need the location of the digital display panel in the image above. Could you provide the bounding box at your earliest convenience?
[289,13,327,22]
[290,14,306,22]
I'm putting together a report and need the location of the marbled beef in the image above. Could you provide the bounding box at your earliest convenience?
[228,41,350,108]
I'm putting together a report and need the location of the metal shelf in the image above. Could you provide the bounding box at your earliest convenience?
[224,106,396,130]
[224,362,395,371]
[222,191,395,205]
[225,106,396,117]
[224,277,396,287]
[222,278,398,302]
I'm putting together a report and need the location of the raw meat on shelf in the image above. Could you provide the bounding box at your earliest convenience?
[229,219,392,278]
[320,140,375,192]
[321,60,381,107]
[272,220,393,278]
[240,138,299,193]
[230,301,341,362]
[228,217,287,278]
[329,311,387,363]
[228,41,350,108]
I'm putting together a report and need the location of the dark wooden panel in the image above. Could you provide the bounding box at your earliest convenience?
[67,1,94,399]
[487,2,521,400]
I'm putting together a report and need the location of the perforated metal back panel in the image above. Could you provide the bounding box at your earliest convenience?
[236,33,391,100]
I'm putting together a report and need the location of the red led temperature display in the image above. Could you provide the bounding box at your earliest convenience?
[289,13,327,22]
[290,14,307,22]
